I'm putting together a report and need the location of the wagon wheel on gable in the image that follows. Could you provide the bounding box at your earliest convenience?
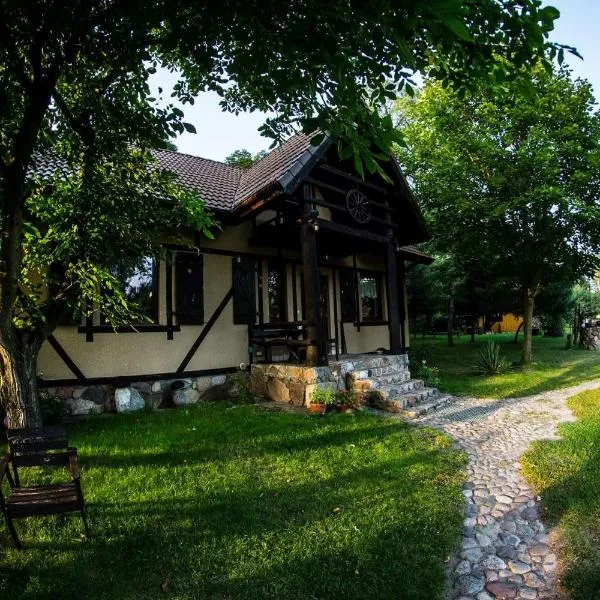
[345,189,372,224]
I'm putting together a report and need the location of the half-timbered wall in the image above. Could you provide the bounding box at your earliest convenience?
[36,221,407,383]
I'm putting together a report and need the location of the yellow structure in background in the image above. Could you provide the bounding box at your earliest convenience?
[490,313,523,333]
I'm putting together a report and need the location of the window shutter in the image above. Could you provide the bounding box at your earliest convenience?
[233,257,257,325]
[175,253,204,325]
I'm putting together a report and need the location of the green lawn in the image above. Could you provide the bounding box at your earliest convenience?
[0,403,465,600]
[410,333,600,399]
[521,389,600,599]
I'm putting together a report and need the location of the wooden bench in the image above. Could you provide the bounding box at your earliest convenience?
[1,428,90,549]
[249,321,312,363]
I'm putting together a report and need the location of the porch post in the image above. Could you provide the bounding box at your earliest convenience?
[386,239,402,354]
[300,203,326,366]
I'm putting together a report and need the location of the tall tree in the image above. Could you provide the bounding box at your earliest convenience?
[224,149,267,170]
[1,1,567,424]
[395,65,600,365]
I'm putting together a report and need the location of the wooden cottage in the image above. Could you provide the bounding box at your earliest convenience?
[38,133,443,414]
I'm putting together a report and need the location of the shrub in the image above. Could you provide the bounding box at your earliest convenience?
[335,388,362,408]
[231,372,254,403]
[416,363,441,388]
[474,341,511,376]
[408,345,433,368]
[39,391,63,425]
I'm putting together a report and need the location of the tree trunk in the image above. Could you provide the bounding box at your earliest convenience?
[520,287,537,366]
[573,304,581,346]
[447,292,455,348]
[470,315,477,343]
[513,321,523,344]
[0,328,43,428]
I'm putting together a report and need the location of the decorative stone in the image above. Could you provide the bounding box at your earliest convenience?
[523,571,545,589]
[508,560,531,575]
[455,560,471,575]
[485,581,517,598]
[521,507,539,521]
[211,375,227,386]
[481,555,507,570]
[496,495,513,505]
[266,378,290,403]
[477,592,494,600]
[501,534,521,547]
[56,386,74,400]
[151,381,162,393]
[519,588,538,599]
[115,387,145,412]
[496,546,518,560]
[456,575,484,595]
[72,387,86,399]
[132,381,151,394]
[173,387,201,406]
[461,547,484,563]
[65,398,103,416]
[82,386,106,405]
[145,392,163,410]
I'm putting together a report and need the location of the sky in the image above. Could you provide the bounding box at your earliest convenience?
[155,1,600,162]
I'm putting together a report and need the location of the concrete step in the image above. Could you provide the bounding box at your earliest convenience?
[354,377,424,394]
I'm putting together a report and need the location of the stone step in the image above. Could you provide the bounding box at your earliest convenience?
[340,354,409,375]
[368,385,440,412]
[401,395,454,418]
[354,377,424,394]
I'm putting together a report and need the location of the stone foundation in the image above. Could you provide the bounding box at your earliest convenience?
[580,325,600,350]
[250,354,410,406]
[41,372,242,417]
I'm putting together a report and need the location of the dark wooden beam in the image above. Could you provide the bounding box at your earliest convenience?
[46,335,86,382]
[386,241,402,354]
[300,203,326,366]
[332,268,339,360]
[316,164,390,195]
[316,219,389,244]
[176,288,233,373]
[165,254,174,340]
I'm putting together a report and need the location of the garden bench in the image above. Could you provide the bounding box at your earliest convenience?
[7,425,69,487]
[1,429,90,549]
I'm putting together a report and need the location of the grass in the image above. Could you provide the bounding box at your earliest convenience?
[0,403,466,600]
[410,333,600,399]
[521,388,600,599]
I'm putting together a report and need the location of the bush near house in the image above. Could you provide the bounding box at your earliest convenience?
[0,403,465,600]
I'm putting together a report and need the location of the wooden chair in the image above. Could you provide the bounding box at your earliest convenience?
[7,426,69,487]
[0,445,90,549]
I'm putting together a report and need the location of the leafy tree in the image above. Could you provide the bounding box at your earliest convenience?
[0,1,566,425]
[395,65,600,365]
[224,149,267,170]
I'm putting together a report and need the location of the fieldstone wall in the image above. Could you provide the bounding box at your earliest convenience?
[250,364,345,406]
[42,372,241,417]
[580,325,600,350]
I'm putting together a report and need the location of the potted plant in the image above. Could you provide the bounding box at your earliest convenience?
[335,388,360,412]
[308,387,329,414]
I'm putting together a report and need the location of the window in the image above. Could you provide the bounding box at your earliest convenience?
[267,260,286,322]
[109,257,158,323]
[339,269,357,323]
[175,252,204,325]
[360,274,383,321]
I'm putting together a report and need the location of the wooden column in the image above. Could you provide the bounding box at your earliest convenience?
[300,203,326,366]
[386,240,402,355]
[398,260,407,352]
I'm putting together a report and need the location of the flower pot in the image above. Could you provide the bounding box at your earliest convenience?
[338,404,350,413]
[308,403,327,414]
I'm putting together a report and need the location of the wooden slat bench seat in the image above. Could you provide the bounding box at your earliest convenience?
[0,441,90,549]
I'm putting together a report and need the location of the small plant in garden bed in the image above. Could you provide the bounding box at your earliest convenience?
[334,388,362,412]
[474,340,511,376]
[308,386,336,413]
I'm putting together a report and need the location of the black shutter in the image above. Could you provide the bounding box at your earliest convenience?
[175,253,204,325]
[233,257,257,324]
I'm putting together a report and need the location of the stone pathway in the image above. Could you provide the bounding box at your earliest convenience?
[413,379,600,600]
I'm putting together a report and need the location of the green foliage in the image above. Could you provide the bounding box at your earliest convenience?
[522,389,600,598]
[474,340,511,376]
[310,386,337,405]
[0,404,466,599]
[38,391,63,426]
[224,149,267,170]
[334,388,361,408]
[231,372,254,404]
[396,64,600,364]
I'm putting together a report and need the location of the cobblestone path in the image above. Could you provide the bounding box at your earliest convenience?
[415,379,600,600]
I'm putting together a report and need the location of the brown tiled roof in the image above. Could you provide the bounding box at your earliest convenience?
[152,150,243,212]
[153,132,327,212]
